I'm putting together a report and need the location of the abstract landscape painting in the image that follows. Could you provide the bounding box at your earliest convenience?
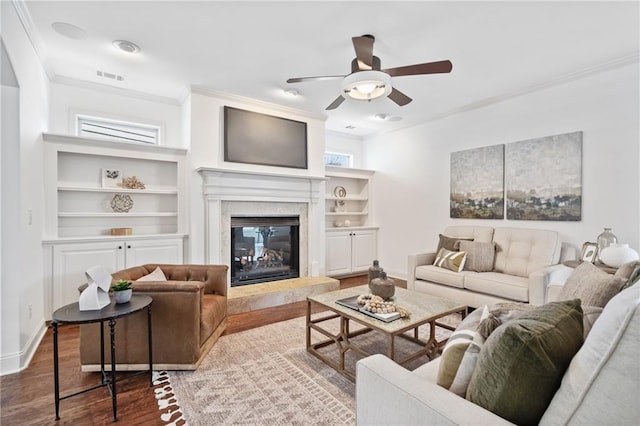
[450,145,504,219]
[505,131,582,221]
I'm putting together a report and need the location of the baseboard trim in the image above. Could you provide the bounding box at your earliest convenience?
[0,320,47,376]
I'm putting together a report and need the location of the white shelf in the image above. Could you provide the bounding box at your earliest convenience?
[58,212,178,218]
[58,185,178,195]
[325,195,368,201]
[326,212,368,216]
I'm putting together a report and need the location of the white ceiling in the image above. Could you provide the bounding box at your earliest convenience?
[21,1,640,137]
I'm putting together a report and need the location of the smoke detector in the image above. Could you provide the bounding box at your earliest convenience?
[112,40,140,54]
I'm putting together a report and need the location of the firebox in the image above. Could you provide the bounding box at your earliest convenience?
[230,216,300,286]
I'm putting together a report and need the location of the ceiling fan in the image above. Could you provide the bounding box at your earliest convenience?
[286,34,453,110]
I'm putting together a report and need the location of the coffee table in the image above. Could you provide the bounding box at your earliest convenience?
[306,285,466,380]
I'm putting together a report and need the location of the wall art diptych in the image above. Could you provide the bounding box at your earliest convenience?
[505,131,582,221]
[450,144,505,219]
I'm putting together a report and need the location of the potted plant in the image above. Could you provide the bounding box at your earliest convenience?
[112,279,133,304]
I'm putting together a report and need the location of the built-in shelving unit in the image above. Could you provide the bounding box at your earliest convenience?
[42,133,188,318]
[324,166,375,229]
[324,166,378,276]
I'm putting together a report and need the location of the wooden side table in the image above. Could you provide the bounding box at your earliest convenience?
[51,295,153,422]
[562,260,618,274]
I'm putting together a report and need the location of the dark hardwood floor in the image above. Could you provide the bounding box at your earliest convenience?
[0,275,398,425]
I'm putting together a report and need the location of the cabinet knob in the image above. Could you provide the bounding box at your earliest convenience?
[127,245,131,249]
[118,245,123,249]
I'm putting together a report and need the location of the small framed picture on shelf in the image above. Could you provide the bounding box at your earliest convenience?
[101,168,122,188]
[580,242,598,263]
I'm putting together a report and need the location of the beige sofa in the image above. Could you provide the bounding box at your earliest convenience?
[408,226,567,307]
[356,283,640,425]
[80,264,228,371]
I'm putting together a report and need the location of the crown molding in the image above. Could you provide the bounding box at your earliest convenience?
[190,85,327,122]
[51,74,182,106]
[362,52,640,140]
[11,0,55,79]
[325,129,364,141]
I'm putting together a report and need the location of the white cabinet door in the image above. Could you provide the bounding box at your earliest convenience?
[124,238,184,267]
[50,237,184,315]
[52,241,124,312]
[350,230,377,272]
[326,231,352,275]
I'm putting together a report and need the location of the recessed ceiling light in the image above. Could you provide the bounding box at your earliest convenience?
[51,22,87,40]
[373,113,388,120]
[388,116,403,122]
[112,40,141,54]
[345,125,356,130]
[284,88,300,97]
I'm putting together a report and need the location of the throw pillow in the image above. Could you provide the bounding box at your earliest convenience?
[436,234,473,253]
[466,299,584,426]
[458,241,496,272]
[490,301,601,340]
[433,248,467,272]
[614,260,640,290]
[436,306,489,389]
[558,262,626,307]
[136,266,167,282]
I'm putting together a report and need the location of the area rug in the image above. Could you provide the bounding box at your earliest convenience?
[158,312,459,425]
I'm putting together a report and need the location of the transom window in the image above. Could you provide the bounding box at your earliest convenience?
[76,115,160,145]
[324,152,353,168]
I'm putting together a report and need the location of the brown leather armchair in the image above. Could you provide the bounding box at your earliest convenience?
[79,264,228,371]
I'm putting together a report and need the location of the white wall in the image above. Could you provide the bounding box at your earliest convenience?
[1,2,50,374]
[186,90,327,263]
[325,130,364,168]
[48,82,184,147]
[364,63,640,279]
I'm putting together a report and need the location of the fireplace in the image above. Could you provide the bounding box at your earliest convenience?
[230,216,300,286]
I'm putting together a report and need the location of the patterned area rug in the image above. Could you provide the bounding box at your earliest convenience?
[157,312,459,425]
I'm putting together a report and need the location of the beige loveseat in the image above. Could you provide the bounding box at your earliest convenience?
[80,264,228,371]
[356,283,639,425]
[408,226,567,307]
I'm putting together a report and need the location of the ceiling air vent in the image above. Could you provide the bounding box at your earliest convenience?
[96,70,124,81]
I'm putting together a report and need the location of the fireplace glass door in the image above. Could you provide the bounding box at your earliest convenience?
[230,216,300,286]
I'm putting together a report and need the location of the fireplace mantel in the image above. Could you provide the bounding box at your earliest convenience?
[197,168,327,282]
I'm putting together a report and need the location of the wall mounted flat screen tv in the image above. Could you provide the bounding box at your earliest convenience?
[224,106,308,169]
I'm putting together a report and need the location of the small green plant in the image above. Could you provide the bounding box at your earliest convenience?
[112,279,132,291]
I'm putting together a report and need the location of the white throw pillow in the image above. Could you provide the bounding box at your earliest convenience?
[136,266,167,282]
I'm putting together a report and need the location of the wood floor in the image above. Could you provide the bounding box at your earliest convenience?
[0,275,396,425]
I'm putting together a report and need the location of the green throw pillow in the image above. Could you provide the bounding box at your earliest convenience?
[466,299,584,426]
[436,234,473,252]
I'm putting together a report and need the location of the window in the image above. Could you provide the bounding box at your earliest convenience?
[77,115,160,145]
[324,152,353,168]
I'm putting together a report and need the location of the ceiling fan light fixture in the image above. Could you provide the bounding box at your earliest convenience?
[341,70,392,101]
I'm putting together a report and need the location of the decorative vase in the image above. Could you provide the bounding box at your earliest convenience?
[370,271,395,300]
[368,260,383,289]
[596,228,617,263]
[599,244,639,268]
[114,289,132,304]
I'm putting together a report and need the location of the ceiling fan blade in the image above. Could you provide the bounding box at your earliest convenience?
[352,35,374,70]
[383,60,453,77]
[388,87,412,106]
[326,95,346,110]
[286,75,345,83]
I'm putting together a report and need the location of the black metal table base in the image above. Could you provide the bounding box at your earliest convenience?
[52,296,153,422]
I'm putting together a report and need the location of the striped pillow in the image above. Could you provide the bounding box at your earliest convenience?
[434,248,467,272]
[437,306,489,389]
